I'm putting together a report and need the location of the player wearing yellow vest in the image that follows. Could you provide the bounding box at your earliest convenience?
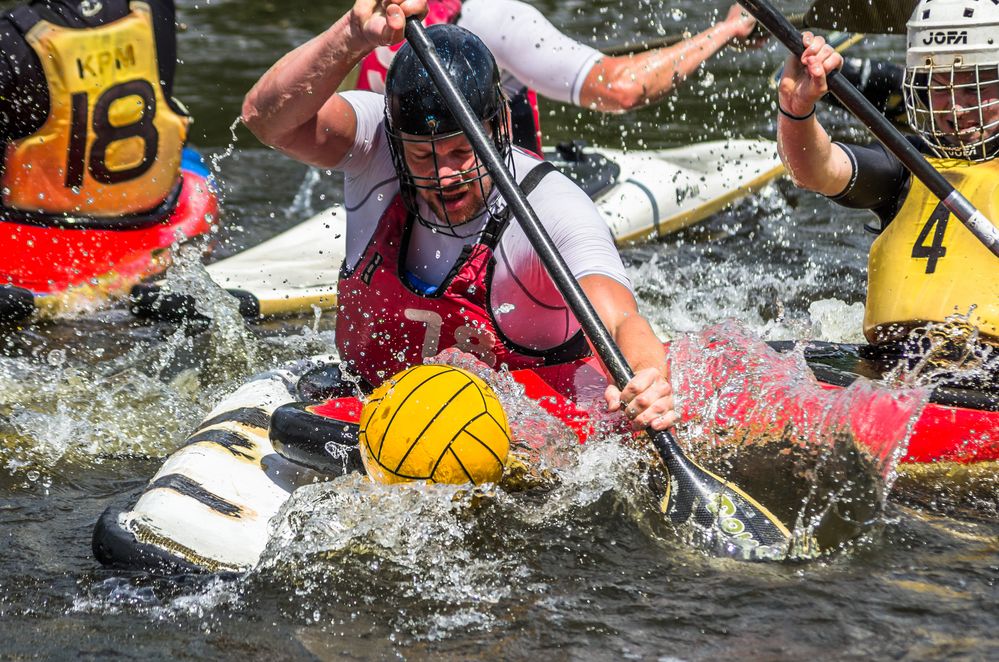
[0,0,188,220]
[775,0,999,344]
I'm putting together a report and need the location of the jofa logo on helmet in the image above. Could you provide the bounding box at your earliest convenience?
[922,30,969,46]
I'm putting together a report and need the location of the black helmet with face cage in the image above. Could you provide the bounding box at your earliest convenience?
[384,23,513,235]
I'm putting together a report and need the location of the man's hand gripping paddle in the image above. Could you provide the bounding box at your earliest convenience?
[738,0,999,259]
[403,16,793,561]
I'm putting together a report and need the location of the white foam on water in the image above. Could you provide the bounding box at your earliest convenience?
[70,576,244,620]
[807,299,867,344]
[253,404,647,641]
[0,328,205,468]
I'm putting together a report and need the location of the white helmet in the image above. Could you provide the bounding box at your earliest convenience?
[903,0,999,161]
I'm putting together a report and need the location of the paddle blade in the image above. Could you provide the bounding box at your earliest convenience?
[804,0,917,34]
[655,432,794,561]
[0,285,34,322]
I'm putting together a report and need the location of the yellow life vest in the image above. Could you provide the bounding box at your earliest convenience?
[864,157,999,343]
[1,2,188,217]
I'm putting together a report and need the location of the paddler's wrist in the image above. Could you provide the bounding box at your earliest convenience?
[723,17,744,44]
[702,23,732,45]
[778,103,816,121]
[777,94,817,122]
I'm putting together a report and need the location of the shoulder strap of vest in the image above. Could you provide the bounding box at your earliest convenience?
[519,160,557,195]
[482,160,558,245]
[5,5,44,36]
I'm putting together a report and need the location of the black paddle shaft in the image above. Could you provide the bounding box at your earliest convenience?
[738,0,999,258]
[402,19,686,465]
[403,17,794,557]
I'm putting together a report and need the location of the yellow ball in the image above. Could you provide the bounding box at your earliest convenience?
[359,365,511,485]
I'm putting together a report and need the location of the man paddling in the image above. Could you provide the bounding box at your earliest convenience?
[242,0,678,431]
[354,0,761,154]
[0,0,189,221]
[775,0,998,345]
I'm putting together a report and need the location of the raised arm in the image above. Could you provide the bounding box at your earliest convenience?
[775,32,854,196]
[241,0,426,167]
[580,4,759,112]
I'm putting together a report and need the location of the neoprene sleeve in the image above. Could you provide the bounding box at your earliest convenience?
[832,138,924,229]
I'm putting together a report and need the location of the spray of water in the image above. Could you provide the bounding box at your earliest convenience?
[667,321,930,555]
[254,434,649,643]
[0,326,205,479]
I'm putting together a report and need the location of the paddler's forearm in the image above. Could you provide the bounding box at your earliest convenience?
[580,20,742,112]
[776,114,853,196]
[578,275,668,378]
[242,13,369,147]
[611,314,669,378]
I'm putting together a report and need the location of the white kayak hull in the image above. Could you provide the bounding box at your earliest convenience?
[93,357,332,572]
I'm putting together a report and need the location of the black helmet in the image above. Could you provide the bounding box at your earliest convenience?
[384,23,513,236]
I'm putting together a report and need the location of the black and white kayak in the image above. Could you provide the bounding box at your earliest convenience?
[130,139,783,320]
[92,357,338,573]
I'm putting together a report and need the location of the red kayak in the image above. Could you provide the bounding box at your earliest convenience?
[91,332,995,573]
[0,147,218,320]
[272,334,998,480]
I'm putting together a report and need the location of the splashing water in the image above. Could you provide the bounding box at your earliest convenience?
[287,167,323,220]
[667,322,930,556]
[72,575,245,622]
[0,326,207,475]
[247,346,661,641]
[870,313,999,515]
[255,436,651,642]
[879,311,999,392]
[208,117,243,177]
[151,243,263,387]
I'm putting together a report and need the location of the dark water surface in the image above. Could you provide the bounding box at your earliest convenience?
[2,1,997,659]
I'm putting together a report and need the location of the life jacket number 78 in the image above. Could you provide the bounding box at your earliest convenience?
[404,308,499,367]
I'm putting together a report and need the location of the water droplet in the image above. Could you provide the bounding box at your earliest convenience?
[46,349,67,367]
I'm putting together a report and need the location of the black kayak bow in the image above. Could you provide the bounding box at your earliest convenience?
[403,16,793,560]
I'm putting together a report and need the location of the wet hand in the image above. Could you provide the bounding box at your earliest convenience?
[725,4,758,40]
[351,0,427,50]
[605,367,678,432]
[778,32,843,117]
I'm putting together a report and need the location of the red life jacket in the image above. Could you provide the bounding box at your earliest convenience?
[355,0,544,155]
[335,162,588,386]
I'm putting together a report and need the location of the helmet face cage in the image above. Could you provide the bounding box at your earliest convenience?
[386,95,514,238]
[904,63,999,162]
